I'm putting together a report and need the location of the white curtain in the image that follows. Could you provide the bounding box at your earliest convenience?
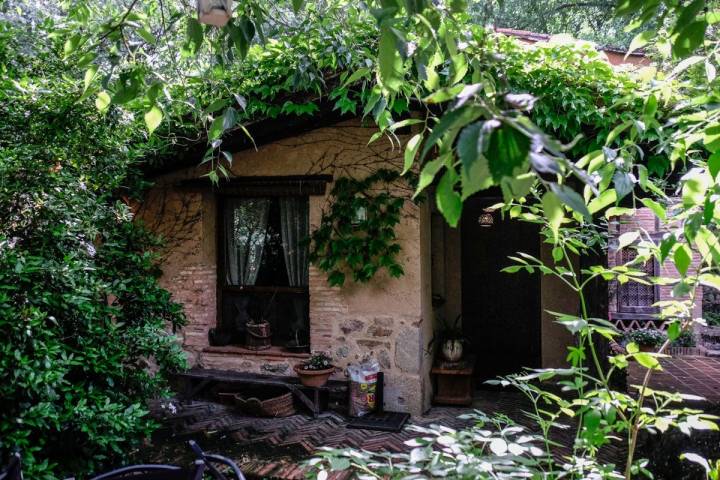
[279,197,309,287]
[224,198,271,286]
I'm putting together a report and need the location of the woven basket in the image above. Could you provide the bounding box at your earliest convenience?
[219,392,295,417]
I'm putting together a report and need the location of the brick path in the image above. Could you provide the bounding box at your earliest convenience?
[147,388,626,479]
[628,356,720,404]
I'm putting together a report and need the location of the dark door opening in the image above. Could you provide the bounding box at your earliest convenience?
[461,196,541,381]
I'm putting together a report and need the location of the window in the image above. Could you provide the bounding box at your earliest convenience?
[617,248,657,316]
[219,196,309,347]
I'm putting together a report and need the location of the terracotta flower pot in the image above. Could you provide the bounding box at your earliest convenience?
[639,344,656,353]
[294,364,335,387]
[442,339,464,362]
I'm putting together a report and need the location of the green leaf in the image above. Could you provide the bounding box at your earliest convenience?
[292,0,305,13]
[63,33,82,57]
[403,133,423,175]
[378,24,403,92]
[668,322,681,341]
[83,65,98,93]
[457,121,494,199]
[542,192,563,240]
[416,155,446,195]
[342,67,371,87]
[634,352,661,370]
[144,105,163,135]
[617,231,639,251]
[185,18,204,55]
[420,106,482,163]
[137,27,156,44]
[627,30,655,56]
[682,171,708,207]
[704,124,720,152]
[95,91,111,113]
[436,169,462,227]
[486,125,530,182]
[673,20,707,59]
[551,184,591,221]
[588,189,617,214]
[709,151,720,179]
[673,244,692,276]
[640,198,667,221]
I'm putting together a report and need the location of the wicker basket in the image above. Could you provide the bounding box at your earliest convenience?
[219,392,295,417]
[245,322,272,350]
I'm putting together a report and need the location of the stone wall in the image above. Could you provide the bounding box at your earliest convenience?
[137,119,433,415]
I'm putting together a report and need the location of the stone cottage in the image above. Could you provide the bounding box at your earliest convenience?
[137,38,651,416]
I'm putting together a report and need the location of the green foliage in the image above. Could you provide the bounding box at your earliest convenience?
[308,169,405,287]
[624,329,667,347]
[299,352,334,371]
[0,19,186,479]
[706,312,720,327]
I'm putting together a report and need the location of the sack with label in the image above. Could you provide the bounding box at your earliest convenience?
[347,359,381,417]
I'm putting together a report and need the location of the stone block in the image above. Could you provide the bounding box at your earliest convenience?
[394,327,421,373]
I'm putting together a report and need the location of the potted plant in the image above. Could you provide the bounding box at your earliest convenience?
[428,314,467,362]
[624,328,667,352]
[294,352,335,387]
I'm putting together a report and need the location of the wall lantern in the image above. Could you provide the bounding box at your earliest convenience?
[197,0,232,27]
[478,209,494,227]
[351,205,368,226]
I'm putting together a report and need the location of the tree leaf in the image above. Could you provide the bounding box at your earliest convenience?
[144,105,163,134]
[486,125,530,182]
[403,133,423,175]
[436,168,462,227]
[457,121,494,199]
[550,184,591,221]
[95,91,111,113]
[674,244,692,276]
[634,352,661,370]
[292,0,305,13]
[640,198,667,221]
[378,24,403,92]
[672,21,707,59]
[617,231,639,251]
[542,192,563,240]
[627,30,655,56]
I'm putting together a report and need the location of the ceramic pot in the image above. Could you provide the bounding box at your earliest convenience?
[294,364,335,387]
[442,339,463,362]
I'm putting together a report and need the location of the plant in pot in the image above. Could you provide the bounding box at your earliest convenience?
[294,352,335,387]
[624,328,667,352]
[428,314,467,363]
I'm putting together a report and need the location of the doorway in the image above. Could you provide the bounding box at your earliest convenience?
[461,196,541,381]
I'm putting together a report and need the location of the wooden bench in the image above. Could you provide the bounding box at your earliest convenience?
[176,368,348,417]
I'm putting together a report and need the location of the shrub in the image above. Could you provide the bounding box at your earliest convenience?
[672,329,697,347]
[705,312,720,327]
[624,328,667,347]
[0,25,186,479]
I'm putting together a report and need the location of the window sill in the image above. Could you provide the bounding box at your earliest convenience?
[202,345,311,359]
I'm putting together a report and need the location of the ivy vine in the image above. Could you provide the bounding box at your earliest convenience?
[308,169,405,287]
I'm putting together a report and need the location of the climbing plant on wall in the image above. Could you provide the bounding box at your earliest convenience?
[308,169,405,287]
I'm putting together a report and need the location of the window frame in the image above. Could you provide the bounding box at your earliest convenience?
[612,241,661,320]
[215,185,316,345]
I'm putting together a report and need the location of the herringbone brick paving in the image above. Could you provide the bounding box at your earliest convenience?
[148,389,626,479]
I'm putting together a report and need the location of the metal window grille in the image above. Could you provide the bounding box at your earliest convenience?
[618,249,656,313]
